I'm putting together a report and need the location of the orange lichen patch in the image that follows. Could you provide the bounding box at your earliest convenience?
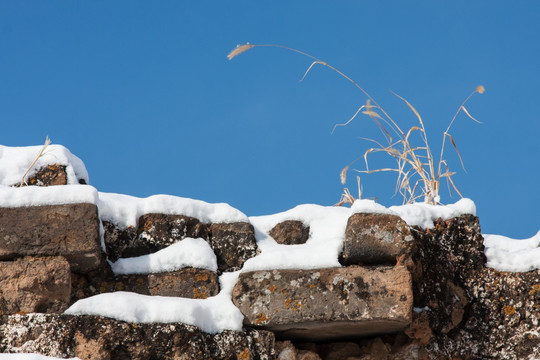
[143,220,153,231]
[281,289,288,296]
[193,288,208,299]
[236,347,251,360]
[195,273,209,282]
[503,305,516,316]
[132,323,138,329]
[14,310,27,316]
[254,313,270,325]
[308,284,316,289]
[100,281,108,293]
[136,277,145,285]
[115,282,124,291]
[284,298,293,309]
[292,300,303,311]
[267,285,278,293]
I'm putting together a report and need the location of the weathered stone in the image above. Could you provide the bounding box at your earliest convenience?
[319,342,363,360]
[406,215,540,359]
[0,204,101,272]
[103,269,219,298]
[0,314,276,360]
[104,214,210,261]
[71,263,219,301]
[20,164,68,186]
[0,256,71,314]
[137,213,210,251]
[341,213,414,266]
[102,220,138,262]
[209,222,258,272]
[232,266,412,341]
[269,220,310,245]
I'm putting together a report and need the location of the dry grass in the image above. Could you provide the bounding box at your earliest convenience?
[228,44,483,205]
[20,136,51,187]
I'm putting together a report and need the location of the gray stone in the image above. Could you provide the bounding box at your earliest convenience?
[232,266,413,341]
[0,256,71,314]
[0,204,102,273]
[341,213,413,265]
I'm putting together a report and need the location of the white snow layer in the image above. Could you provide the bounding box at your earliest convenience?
[97,192,248,228]
[483,231,540,272]
[1,143,538,336]
[0,144,88,186]
[245,204,351,271]
[0,353,81,360]
[0,355,80,360]
[65,271,244,333]
[110,237,218,274]
[0,185,98,207]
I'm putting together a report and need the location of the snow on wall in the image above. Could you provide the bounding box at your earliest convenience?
[1,142,539,340]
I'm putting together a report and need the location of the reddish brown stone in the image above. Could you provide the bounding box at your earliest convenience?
[341,213,413,265]
[0,204,102,273]
[24,164,68,186]
[71,266,219,300]
[232,266,413,341]
[0,256,71,314]
[269,220,310,245]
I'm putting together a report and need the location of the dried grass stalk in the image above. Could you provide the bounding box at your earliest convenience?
[20,136,51,187]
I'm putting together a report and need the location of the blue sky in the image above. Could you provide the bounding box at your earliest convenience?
[1,1,538,238]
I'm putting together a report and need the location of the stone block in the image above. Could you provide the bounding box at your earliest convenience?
[0,204,102,272]
[209,222,258,272]
[0,256,71,314]
[269,220,310,245]
[341,213,413,265]
[0,314,276,360]
[232,266,412,341]
[89,268,219,299]
[103,214,210,261]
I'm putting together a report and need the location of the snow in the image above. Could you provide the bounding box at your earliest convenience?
[0,185,98,208]
[0,143,538,338]
[244,204,350,271]
[0,144,88,186]
[110,237,218,274]
[388,198,476,228]
[0,355,80,360]
[97,192,248,229]
[483,231,540,272]
[65,271,244,333]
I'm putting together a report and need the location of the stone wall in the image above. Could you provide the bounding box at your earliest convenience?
[0,164,539,360]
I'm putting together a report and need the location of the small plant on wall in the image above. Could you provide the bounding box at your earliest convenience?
[228,43,483,205]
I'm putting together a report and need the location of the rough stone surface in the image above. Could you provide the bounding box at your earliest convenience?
[137,213,210,251]
[71,261,219,302]
[341,213,414,265]
[269,220,310,245]
[0,256,71,314]
[209,222,258,272]
[0,204,102,273]
[407,215,540,359]
[232,266,412,341]
[20,164,68,186]
[102,221,138,262]
[104,214,210,261]
[0,313,276,360]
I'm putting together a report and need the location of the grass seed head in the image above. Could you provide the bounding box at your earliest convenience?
[227,44,255,60]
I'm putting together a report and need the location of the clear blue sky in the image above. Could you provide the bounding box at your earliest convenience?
[1,1,538,238]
